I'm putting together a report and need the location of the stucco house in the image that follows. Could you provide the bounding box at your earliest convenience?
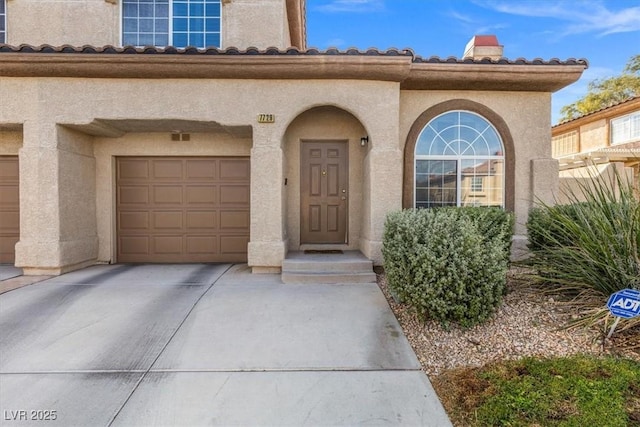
[552,96,640,196]
[0,0,586,275]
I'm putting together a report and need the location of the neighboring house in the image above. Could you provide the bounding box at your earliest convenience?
[553,96,640,176]
[0,1,586,274]
[552,96,640,201]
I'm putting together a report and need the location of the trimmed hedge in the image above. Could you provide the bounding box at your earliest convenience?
[382,207,514,328]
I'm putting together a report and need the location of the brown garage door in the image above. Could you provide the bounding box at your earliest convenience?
[0,156,19,264]
[116,157,250,263]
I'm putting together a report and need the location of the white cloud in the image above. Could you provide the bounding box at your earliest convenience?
[314,0,385,13]
[474,0,640,37]
[325,38,347,47]
[445,8,510,36]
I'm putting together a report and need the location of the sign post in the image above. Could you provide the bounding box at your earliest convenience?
[606,289,640,338]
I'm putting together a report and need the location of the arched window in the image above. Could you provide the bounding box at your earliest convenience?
[415,111,505,208]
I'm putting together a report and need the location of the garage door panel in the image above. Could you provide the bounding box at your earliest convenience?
[0,211,19,231]
[152,160,184,180]
[119,211,149,230]
[153,186,183,204]
[119,237,149,255]
[220,236,250,254]
[186,236,218,255]
[0,156,19,264]
[220,210,249,229]
[186,160,216,179]
[219,159,250,180]
[117,157,249,263]
[186,186,217,205]
[152,236,184,254]
[118,160,149,180]
[220,185,249,205]
[0,186,19,205]
[119,186,150,205]
[186,211,217,230]
[152,211,184,230]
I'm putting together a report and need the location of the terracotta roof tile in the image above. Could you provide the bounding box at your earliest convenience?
[0,44,588,66]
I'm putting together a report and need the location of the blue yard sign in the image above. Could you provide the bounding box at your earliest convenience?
[607,289,640,319]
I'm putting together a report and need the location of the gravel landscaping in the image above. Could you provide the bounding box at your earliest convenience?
[376,268,640,377]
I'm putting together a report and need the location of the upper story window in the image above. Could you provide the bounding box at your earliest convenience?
[0,0,6,44]
[415,111,505,208]
[611,111,640,145]
[552,130,579,157]
[122,0,221,48]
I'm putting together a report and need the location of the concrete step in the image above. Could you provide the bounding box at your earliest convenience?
[281,251,376,284]
[281,271,377,284]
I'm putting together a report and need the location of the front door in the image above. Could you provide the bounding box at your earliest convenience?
[300,141,348,244]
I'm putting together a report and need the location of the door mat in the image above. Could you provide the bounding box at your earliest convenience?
[304,250,344,254]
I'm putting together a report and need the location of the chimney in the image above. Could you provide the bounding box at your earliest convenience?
[463,35,504,60]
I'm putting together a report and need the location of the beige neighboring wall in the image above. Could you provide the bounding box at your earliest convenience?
[94,132,252,263]
[399,90,556,242]
[558,162,634,204]
[578,119,609,151]
[6,0,119,46]
[223,0,291,48]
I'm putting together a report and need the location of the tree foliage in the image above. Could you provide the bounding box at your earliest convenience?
[560,54,640,122]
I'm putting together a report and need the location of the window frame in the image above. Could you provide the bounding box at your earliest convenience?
[0,0,6,44]
[120,0,222,49]
[610,111,640,146]
[413,110,506,209]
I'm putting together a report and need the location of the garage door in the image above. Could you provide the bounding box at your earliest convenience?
[116,157,250,263]
[0,156,19,264]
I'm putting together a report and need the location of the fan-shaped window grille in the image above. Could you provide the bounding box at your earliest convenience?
[415,111,505,208]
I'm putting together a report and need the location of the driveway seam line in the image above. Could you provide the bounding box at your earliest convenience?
[106,263,233,427]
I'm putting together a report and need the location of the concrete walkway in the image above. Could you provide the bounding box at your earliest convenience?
[0,264,451,426]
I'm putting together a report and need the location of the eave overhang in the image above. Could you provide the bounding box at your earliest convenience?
[0,45,588,93]
[403,62,587,92]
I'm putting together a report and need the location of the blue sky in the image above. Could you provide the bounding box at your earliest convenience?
[306,0,640,124]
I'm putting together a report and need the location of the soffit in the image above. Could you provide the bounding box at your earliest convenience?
[62,119,253,138]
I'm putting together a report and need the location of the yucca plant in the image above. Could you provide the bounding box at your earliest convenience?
[524,163,640,332]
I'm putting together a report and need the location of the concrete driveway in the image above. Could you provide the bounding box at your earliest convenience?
[0,264,451,426]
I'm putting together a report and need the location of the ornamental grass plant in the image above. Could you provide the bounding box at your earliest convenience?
[524,164,640,332]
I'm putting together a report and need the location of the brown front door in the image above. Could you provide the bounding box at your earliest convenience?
[0,156,19,264]
[300,141,348,244]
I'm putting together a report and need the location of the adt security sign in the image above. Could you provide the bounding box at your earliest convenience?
[607,289,640,319]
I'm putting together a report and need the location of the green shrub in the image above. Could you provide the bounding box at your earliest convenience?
[525,168,640,296]
[382,207,514,328]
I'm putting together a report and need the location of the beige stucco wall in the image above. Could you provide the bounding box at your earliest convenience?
[1,77,401,273]
[223,0,291,48]
[6,0,120,47]
[578,119,609,151]
[399,90,557,252]
[283,106,367,252]
[1,74,562,272]
[5,0,292,49]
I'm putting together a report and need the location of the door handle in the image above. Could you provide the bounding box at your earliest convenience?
[341,196,347,200]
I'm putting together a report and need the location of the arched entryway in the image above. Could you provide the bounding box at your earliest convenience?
[283,106,369,251]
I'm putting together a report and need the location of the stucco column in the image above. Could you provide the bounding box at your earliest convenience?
[510,157,561,260]
[247,128,286,273]
[361,145,403,265]
[15,121,98,275]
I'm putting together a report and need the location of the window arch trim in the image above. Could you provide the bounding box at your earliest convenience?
[403,100,515,211]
